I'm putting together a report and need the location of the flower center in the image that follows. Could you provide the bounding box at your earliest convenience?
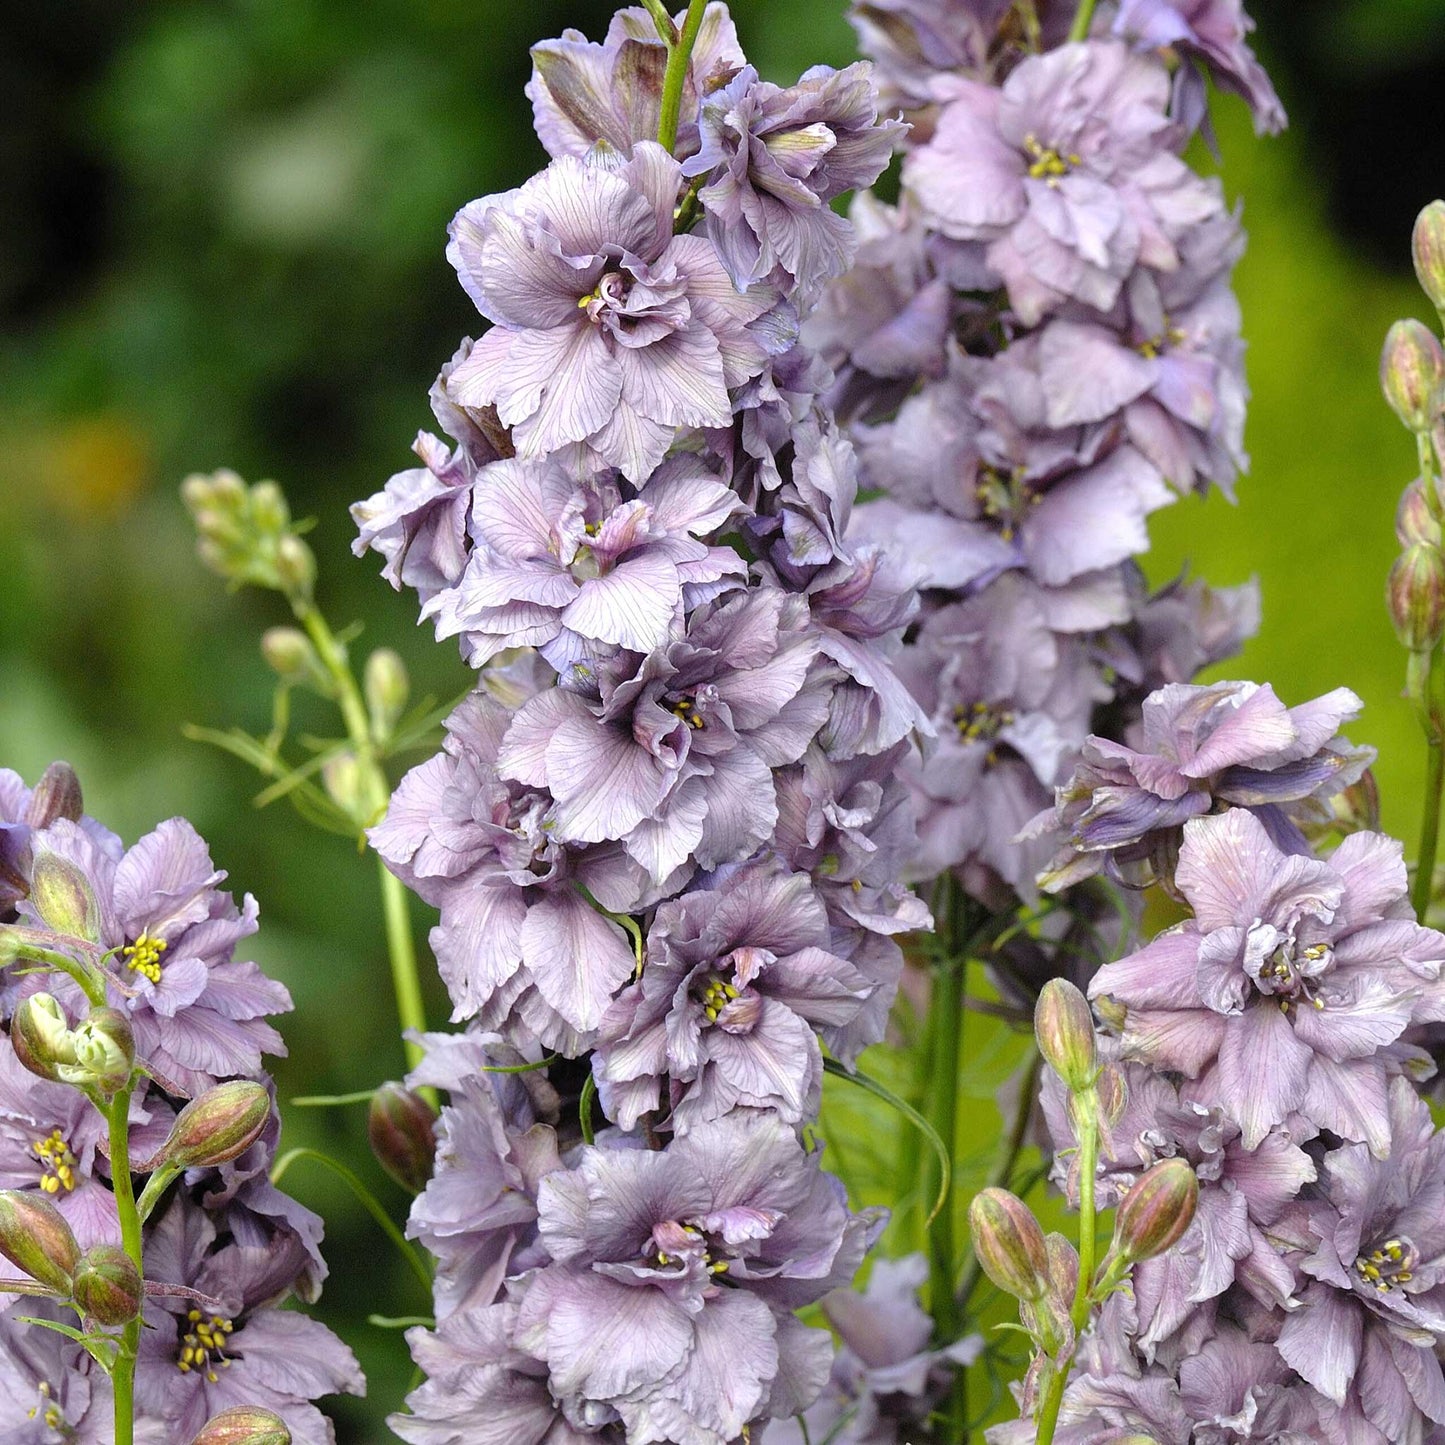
[953,700,1014,743]
[1355,1236,1418,1293]
[1257,940,1330,1012]
[975,465,1037,540]
[668,694,707,730]
[123,932,167,983]
[1022,134,1078,183]
[697,974,740,1023]
[650,1221,730,1278]
[177,1310,235,1382]
[578,272,629,324]
[1137,323,1187,360]
[26,1381,66,1433]
[33,1129,78,1194]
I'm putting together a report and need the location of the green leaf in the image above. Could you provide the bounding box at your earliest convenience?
[16,1316,121,1372]
[578,1074,597,1146]
[290,1089,377,1107]
[368,1314,435,1331]
[822,1058,950,1226]
[482,1054,560,1075]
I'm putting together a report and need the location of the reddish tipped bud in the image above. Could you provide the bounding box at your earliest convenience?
[368,1083,438,1195]
[72,1244,142,1325]
[0,1190,80,1293]
[190,1406,292,1445]
[968,1187,1051,1302]
[161,1081,271,1170]
[28,763,84,828]
[1112,1158,1199,1265]
[1034,979,1097,1092]
[1397,479,1442,548]
[1388,544,1445,652]
[1414,201,1445,314]
[1381,319,1444,434]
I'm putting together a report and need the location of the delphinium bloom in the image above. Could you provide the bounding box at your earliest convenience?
[445,142,782,481]
[1036,679,1374,892]
[0,1300,111,1443]
[1089,807,1445,1153]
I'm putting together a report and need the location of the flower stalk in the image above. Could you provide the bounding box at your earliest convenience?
[107,1084,143,1445]
[657,0,708,155]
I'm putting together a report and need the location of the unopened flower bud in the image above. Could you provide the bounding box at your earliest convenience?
[368,1083,438,1194]
[1414,201,1445,314]
[0,1191,80,1293]
[72,1243,142,1325]
[274,535,316,598]
[1332,767,1382,835]
[248,480,290,534]
[1034,979,1097,1092]
[1388,544,1445,652]
[968,1187,1051,1302]
[28,847,101,943]
[160,1081,271,1170]
[260,628,325,690]
[1397,479,1442,548]
[12,994,78,1083]
[1111,1157,1198,1265]
[322,753,364,819]
[1095,1061,1127,1130]
[70,1009,135,1095]
[364,649,410,743]
[28,762,84,828]
[1381,319,1445,434]
[190,1407,292,1445]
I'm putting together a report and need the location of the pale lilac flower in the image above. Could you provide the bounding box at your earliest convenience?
[527,3,746,161]
[14,818,291,1096]
[370,691,645,1049]
[136,1198,363,1445]
[496,587,834,882]
[1089,808,1445,1154]
[514,1110,874,1445]
[445,143,783,481]
[0,1300,110,1444]
[1279,1078,1445,1441]
[770,1253,982,1445]
[682,63,905,296]
[404,1030,561,1320]
[593,860,879,1130]
[420,454,745,669]
[1112,0,1286,136]
[904,41,1226,324]
[1036,680,1374,892]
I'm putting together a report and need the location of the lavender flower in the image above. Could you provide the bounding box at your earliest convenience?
[527,4,746,162]
[0,1299,110,1443]
[370,691,642,1048]
[1279,1078,1445,1441]
[514,1109,875,1444]
[136,1197,363,1445]
[904,41,1225,325]
[419,454,745,670]
[593,860,880,1131]
[1112,0,1286,136]
[682,63,905,297]
[445,142,783,481]
[1089,808,1445,1153]
[1036,680,1374,892]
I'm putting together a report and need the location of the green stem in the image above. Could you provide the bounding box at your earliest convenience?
[656,0,707,155]
[927,955,965,1443]
[4,940,107,1008]
[291,597,431,1084]
[1067,0,1098,41]
[107,1088,143,1445]
[1416,696,1445,921]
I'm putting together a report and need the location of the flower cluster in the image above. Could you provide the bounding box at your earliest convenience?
[1024,680,1445,1445]
[0,763,362,1443]
[353,4,947,1439]
[807,0,1278,912]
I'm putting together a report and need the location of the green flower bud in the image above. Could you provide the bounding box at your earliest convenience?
[12,994,79,1084]
[260,628,327,692]
[1381,319,1445,434]
[27,762,84,829]
[248,480,290,534]
[160,1081,272,1170]
[1397,479,1442,548]
[274,535,316,599]
[69,1009,135,1095]
[1034,979,1097,1092]
[72,1244,142,1326]
[1387,544,1445,652]
[189,1406,292,1445]
[968,1187,1051,1302]
[28,847,101,943]
[1111,1157,1199,1265]
[1414,200,1445,314]
[0,1190,80,1294]
[364,649,410,744]
[368,1083,438,1195]
[322,753,365,819]
[1332,767,1382,836]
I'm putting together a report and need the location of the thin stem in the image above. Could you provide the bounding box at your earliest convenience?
[107,1088,143,1445]
[927,955,965,1443]
[1067,0,1098,42]
[1416,692,1445,920]
[656,0,707,155]
[379,860,428,1078]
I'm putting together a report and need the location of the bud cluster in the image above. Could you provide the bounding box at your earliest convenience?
[181,470,317,599]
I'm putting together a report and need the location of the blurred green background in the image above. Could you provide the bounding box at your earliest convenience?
[2,0,1443,1437]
